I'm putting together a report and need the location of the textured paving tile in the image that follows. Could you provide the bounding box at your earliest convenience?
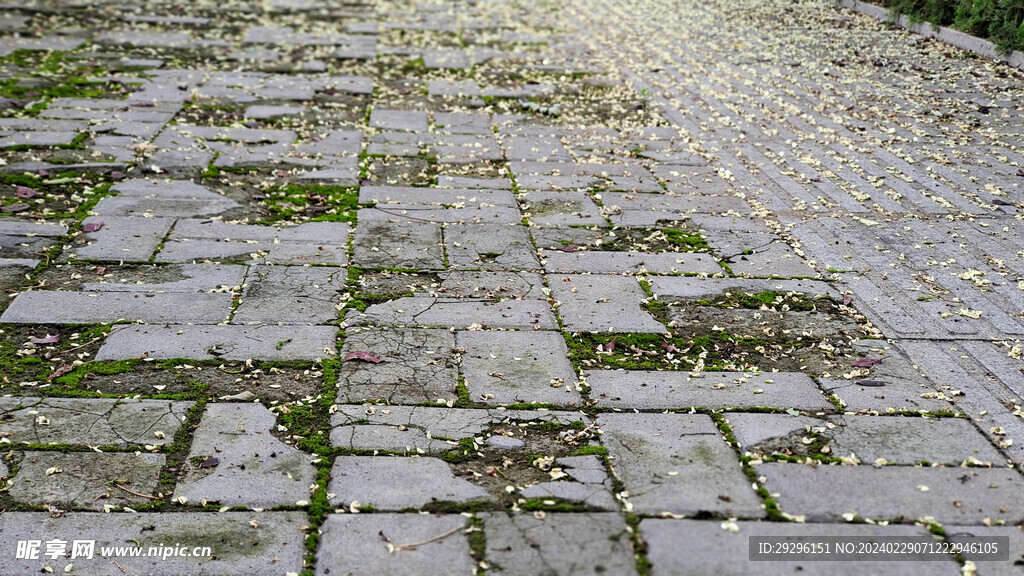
[542,250,722,275]
[599,413,764,516]
[9,452,164,511]
[330,406,584,453]
[519,455,619,509]
[328,456,490,509]
[641,519,960,576]
[0,511,307,575]
[97,324,337,361]
[0,397,191,446]
[0,291,231,324]
[316,514,474,576]
[757,462,1024,524]
[549,274,668,333]
[587,370,831,410]
[232,265,345,325]
[458,330,580,406]
[445,224,540,270]
[174,403,317,507]
[352,221,444,269]
[357,297,558,330]
[481,512,639,575]
[336,328,458,404]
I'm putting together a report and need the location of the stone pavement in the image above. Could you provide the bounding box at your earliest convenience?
[0,0,1022,574]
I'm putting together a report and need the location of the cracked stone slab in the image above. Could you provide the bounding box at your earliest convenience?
[481,512,638,576]
[437,271,547,299]
[97,324,336,361]
[649,277,838,299]
[316,514,473,576]
[357,297,557,330]
[328,456,490,509]
[549,274,668,333]
[641,519,960,576]
[359,206,522,224]
[725,242,818,278]
[603,192,749,225]
[0,397,191,446]
[330,405,585,453]
[82,264,247,293]
[71,216,173,262]
[445,224,540,270]
[336,328,458,404]
[0,511,306,575]
[542,250,722,275]
[174,403,317,507]
[598,412,764,516]
[0,291,231,324]
[756,462,1024,524]
[587,370,831,410]
[359,186,516,207]
[232,265,345,325]
[352,221,444,269]
[519,455,618,509]
[458,330,581,406]
[157,238,348,266]
[95,180,240,218]
[520,191,606,226]
[9,452,164,511]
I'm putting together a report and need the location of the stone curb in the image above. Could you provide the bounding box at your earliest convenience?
[839,0,1024,71]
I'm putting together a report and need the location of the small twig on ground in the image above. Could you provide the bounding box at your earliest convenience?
[115,484,161,500]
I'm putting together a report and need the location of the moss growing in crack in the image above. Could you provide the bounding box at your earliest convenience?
[662,227,710,251]
[625,513,653,575]
[518,498,589,512]
[567,445,607,457]
[694,291,831,313]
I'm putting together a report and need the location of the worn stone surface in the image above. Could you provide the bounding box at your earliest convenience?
[0,291,232,324]
[599,413,764,516]
[757,462,1024,524]
[174,403,317,507]
[356,297,558,330]
[233,265,345,325]
[458,330,580,406]
[0,397,191,446]
[9,451,165,511]
[317,514,474,576]
[642,519,960,576]
[542,250,722,275]
[336,328,458,404]
[97,324,337,361]
[482,513,639,575]
[587,370,831,410]
[550,274,668,333]
[0,512,307,575]
[329,456,490,509]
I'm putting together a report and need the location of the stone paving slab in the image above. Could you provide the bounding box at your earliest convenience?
[588,370,832,410]
[437,271,547,299]
[598,412,764,517]
[0,511,307,576]
[97,324,337,361]
[445,224,541,270]
[356,298,558,330]
[174,403,317,508]
[82,264,246,293]
[0,291,232,324]
[0,397,191,446]
[641,519,960,576]
[233,265,345,325]
[316,514,473,576]
[481,512,639,576]
[336,327,458,404]
[542,250,722,275]
[549,274,668,333]
[9,451,165,511]
[330,405,585,453]
[71,216,173,262]
[352,221,444,269]
[329,456,490,509]
[520,191,606,226]
[756,462,1024,524]
[519,455,619,510]
[458,330,580,406]
[649,277,838,299]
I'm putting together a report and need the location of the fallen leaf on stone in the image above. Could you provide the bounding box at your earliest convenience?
[2,203,29,213]
[82,221,104,233]
[15,186,36,198]
[851,358,883,367]
[200,457,219,468]
[1017,168,1024,177]
[856,380,888,387]
[31,334,60,344]
[342,351,383,363]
